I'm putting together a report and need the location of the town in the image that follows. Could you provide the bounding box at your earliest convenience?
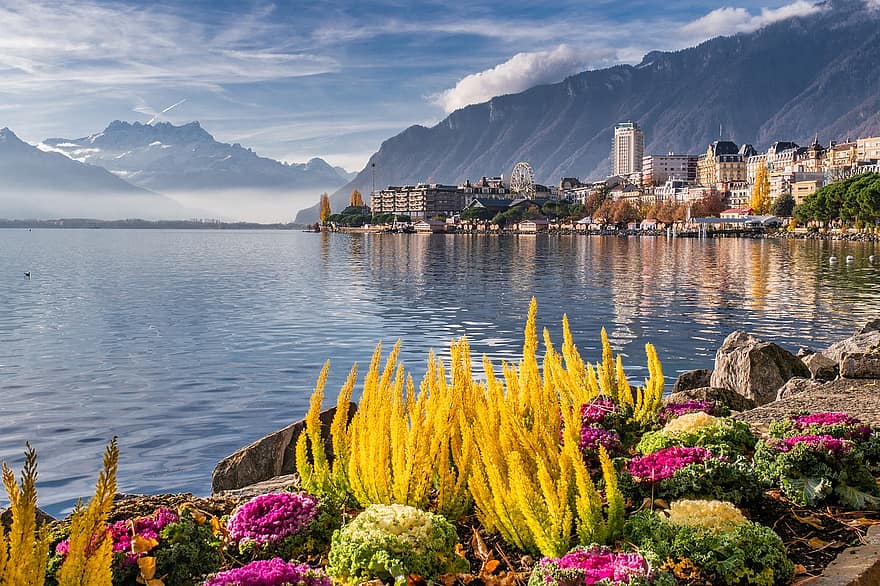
[320,122,880,233]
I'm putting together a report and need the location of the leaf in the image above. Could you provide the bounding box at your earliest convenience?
[132,535,158,554]
[793,513,825,530]
[137,556,157,578]
[794,564,808,575]
[471,528,492,562]
[834,483,880,510]
[407,574,427,586]
[483,559,501,574]
[842,516,880,528]
[807,537,831,550]
[653,499,669,510]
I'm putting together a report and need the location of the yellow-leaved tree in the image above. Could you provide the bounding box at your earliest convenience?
[349,189,364,207]
[751,166,770,214]
[318,193,332,223]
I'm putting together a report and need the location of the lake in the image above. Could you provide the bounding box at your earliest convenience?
[1,229,878,515]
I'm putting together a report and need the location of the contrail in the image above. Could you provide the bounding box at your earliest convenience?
[147,99,187,125]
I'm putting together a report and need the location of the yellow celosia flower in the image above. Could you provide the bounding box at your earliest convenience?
[666,499,747,532]
[662,411,721,435]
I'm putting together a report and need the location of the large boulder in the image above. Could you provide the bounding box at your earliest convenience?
[840,352,880,379]
[822,329,880,363]
[802,352,838,381]
[212,403,356,494]
[664,386,757,413]
[710,331,810,406]
[672,369,713,394]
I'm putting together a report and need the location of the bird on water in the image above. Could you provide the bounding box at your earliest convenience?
[24,272,30,278]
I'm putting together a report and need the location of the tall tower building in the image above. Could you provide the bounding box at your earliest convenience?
[612,121,645,176]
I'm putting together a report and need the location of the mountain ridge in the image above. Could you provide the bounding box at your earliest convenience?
[295,0,880,223]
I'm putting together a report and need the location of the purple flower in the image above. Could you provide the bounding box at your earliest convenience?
[580,398,620,426]
[203,558,331,586]
[227,492,319,546]
[658,401,719,424]
[55,507,178,565]
[580,426,622,454]
[537,545,652,585]
[793,412,873,441]
[627,447,716,482]
[775,434,851,456]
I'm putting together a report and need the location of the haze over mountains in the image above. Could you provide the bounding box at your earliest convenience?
[1,121,353,222]
[296,0,880,224]
[0,127,190,220]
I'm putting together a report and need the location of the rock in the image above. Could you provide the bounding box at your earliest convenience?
[672,369,713,394]
[212,402,356,494]
[802,352,838,381]
[857,318,880,335]
[840,352,880,379]
[822,330,880,363]
[797,347,816,357]
[111,493,242,523]
[215,474,301,500]
[664,387,758,413]
[0,506,55,530]
[776,377,824,400]
[710,331,810,406]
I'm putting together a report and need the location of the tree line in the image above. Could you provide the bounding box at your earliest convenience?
[794,172,880,227]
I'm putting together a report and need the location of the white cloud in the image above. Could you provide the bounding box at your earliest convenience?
[434,45,616,113]
[681,1,826,38]
[867,0,880,10]
[0,0,338,93]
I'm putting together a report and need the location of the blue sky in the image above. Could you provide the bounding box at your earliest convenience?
[0,0,832,172]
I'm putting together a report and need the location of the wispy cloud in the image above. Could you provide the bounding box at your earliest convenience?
[680,1,825,38]
[0,0,338,92]
[433,45,616,113]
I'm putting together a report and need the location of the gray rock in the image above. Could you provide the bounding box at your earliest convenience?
[672,369,713,394]
[0,506,55,530]
[822,330,880,363]
[802,352,838,381]
[840,352,880,379]
[212,402,356,494]
[857,318,880,335]
[776,377,824,400]
[215,474,301,500]
[797,347,816,357]
[664,387,758,413]
[710,331,810,406]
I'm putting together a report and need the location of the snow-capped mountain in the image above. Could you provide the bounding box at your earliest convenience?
[0,127,191,220]
[42,121,353,193]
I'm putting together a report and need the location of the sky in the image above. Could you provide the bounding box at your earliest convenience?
[0,0,834,174]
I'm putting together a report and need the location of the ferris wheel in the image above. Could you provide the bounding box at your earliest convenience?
[509,161,536,197]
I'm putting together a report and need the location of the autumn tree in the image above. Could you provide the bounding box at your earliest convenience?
[350,189,364,207]
[751,166,770,214]
[319,193,332,223]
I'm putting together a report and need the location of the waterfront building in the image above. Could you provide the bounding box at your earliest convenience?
[613,121,645,176]
[642,153,698,186]
[858,136,880,162]
[792,179,823,205]
[655,178,690,203]
[826,141,858,179]
[727,182,751,209]
[697,141,746,187]
[371,183,466,219]
[413,219,447,233]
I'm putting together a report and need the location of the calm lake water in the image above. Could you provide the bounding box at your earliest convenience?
[2,229,879,515]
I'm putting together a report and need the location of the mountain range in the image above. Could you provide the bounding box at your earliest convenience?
[0,127,191,220]
[42,121,354,193]
[295,0,880,224]
[1,121,353,221]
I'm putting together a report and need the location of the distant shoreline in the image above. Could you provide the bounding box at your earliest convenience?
[0,218,301,230]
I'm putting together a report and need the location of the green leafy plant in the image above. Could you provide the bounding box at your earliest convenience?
[625,508,793,586]
[636,413,756,456]
[326,503,466,586]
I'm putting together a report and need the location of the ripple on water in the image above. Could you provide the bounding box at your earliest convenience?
[0,230,878,515]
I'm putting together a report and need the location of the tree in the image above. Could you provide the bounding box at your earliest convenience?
[691,193,726,218]
[461,207,495,222]
[750,166,770,214]
[769,192,795,218]
[319,193,332,223]
[350,189,364,207]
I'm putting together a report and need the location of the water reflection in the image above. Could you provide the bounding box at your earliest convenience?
[0,230,877,515]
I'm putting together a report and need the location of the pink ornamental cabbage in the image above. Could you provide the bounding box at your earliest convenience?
[202,558,331,586]
[776,434,851,456]
[227,492,319,546]
[580,426,622,454]
[627,446,716,482]
[795,412,860,427]
[537,545,652,585]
